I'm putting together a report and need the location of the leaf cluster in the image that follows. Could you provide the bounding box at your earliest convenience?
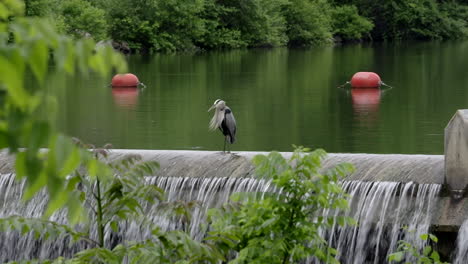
[67,148,163,246]
[59,0,108,41]
[333,0,468,41]
[3,145,222,263]
[0,0,126,222]
[207,147,355,264]
[330,5,373,41]
[388,233,449,264]
[22,0,373,52]
[283,0,333,46]
[0,1,222,263]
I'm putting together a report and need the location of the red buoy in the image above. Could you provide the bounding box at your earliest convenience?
[111,73,139,87]
[350,72,381,88]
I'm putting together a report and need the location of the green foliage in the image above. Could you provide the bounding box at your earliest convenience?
[0,0,126,221]
[389,0,448,40]
[438,1,468,39]
[2,147,221,263]
[155,0,206,52]
[59,0,108,41]
[221,0,289,47]
[333,0,468,40]
[207,147,355,263]
[283,0,333,46]
[67,148,220,263]
[70,146,164,247]
[388,233,449,264]
[24,0,55,17]
[22,0,468,52]
[102,0,159,52]
[70,229,220,264]
[330,5,373,41]
[101,0,206,52]
[0,215,89,243]
[197,0,247,49]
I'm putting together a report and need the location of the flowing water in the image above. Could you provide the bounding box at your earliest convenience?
[318,181,440,264]
[0,170,441,263]
[454,219,468,263]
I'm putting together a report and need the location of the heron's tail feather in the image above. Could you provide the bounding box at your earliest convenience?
[228,135,235,144]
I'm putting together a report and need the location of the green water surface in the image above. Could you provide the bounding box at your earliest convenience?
[47,41,468,154]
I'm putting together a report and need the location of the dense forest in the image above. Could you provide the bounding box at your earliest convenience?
[23,0,468,52]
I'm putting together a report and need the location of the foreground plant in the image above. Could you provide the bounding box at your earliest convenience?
[1,146,220,263]
[0,0,126,221]
[388,233,449,264]
[207,147,355,264]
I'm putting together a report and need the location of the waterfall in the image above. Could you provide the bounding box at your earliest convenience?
[0,173,274,262]
[315,181,440,264]
[0,169,441,263]
[454,219,468,263]
[125,176,272,242]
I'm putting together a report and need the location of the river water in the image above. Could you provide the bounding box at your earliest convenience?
[46,41,468,154]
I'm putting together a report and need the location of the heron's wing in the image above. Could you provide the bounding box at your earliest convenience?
[224,107,236,143]
[209,109,225,130]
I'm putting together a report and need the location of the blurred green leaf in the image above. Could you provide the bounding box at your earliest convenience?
[0,55,27,109]
[389,251,404,262]
[28,40,49,84]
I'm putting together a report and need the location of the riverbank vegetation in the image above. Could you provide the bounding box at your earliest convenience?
[24,0,468,53]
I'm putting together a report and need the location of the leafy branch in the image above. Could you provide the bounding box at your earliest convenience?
[0,0,127,223]
[388,233,449,264]
[207,147,355,264]
[0,215,98,246]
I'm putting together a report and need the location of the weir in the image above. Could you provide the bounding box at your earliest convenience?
[1,110,468,263]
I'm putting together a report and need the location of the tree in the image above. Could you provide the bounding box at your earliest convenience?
[330,5,373,41]
[283,0,333,46]
[60,0,109,41]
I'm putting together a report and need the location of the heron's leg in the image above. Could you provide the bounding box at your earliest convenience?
[226,136,231,153]
[223,136,227,153]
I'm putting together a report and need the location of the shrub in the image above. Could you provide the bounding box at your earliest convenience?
[153,0,206,52]
[388,233,449,264]
[438,1,468,39]
[330,5,374,41]
[214,0,288,48]
[336,0,468,40]
[197,0,247,49]
[0,0,126,223]
[207,147,355,263]
[102,0,205,53]
[1,148,220,263]
[24,0,55,16]
[283,0,333,46]
[60,0,108,41]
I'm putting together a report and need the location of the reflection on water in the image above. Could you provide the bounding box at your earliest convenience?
[44,41,468,154]
[351,88,381,107]
[351,88,381,126]
[112,87,139,109]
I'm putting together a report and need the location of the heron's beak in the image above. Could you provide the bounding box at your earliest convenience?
[208,105,215,112]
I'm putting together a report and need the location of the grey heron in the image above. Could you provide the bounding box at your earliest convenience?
[208,99,236,153]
